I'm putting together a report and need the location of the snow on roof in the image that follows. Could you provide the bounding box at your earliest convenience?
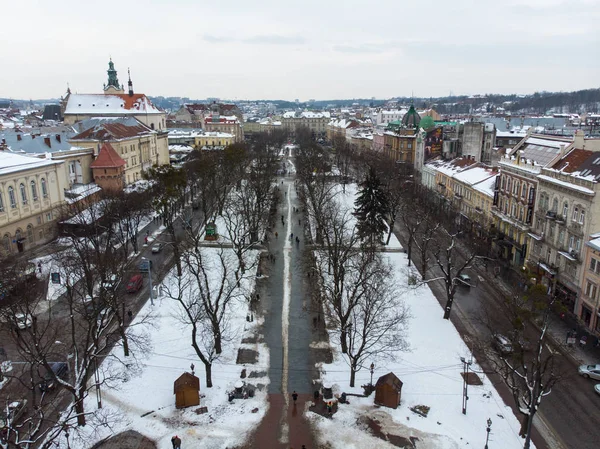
[453,165,497,186]
[431,158,476,177]
[524,136,571,149]
[283,111,330,119]
[0,151,62,176]
[64,94,163,115]
[587,237,600,252]
[537,174,595,195]
[473,174,497,197]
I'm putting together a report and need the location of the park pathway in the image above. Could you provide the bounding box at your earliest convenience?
[241,152,318,448]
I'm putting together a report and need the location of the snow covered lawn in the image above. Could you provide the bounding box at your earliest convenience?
[311,251,531,449]
[64,247,270,449]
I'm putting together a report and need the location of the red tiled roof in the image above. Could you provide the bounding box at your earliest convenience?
[552,148,594,173]
[90,142,126,168]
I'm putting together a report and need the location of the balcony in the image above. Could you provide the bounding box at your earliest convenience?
[546,210,557,220]
[454,192,463,199]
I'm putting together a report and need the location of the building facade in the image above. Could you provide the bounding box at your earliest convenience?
[0,152,67,255]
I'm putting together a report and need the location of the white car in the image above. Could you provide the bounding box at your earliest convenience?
[14,313,33,330]
[457,274,471,286]
[595,384,600,395]
[151,243,163,254]
[578,364,600,380]
[101,274,120,291]
[492,334,513,354]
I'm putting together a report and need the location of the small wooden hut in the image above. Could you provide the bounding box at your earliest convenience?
[374,372,403,409]
[174,372,200,409]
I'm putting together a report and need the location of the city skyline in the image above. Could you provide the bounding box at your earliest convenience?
[1,0,599,101]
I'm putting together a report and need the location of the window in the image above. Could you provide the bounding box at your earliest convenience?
[585,281,597,300]
[511,203,517,217]
[580,209,585,224]
[563,202,568,218]
[41,178,48,197]
[572,207,579,221]
[521,184,526,198]
[590,257,597,273]
[0,192,3,212]
[552,198,558,212]
[27,224,34,244]
[30,180,38,201]
[513,180,520,195]
[46,212,52,222]
[501,176,506,190]
[507,178,511,192]
[558,229,564,245]
[19,183,27,204]
[8,186,16,208]
[569,235,575,249]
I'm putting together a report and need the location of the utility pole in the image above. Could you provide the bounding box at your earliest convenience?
[460,356,472,414]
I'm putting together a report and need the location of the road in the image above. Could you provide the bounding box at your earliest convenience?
[393,221,600,449]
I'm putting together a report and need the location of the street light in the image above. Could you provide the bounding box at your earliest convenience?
[485,418,492,448]
[370,363,375,386]
[460,356,473,415]
[141,257,154,306]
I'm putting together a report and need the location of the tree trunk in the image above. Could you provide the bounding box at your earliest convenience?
[75,387,87,426]
[386,222,393,246]
[340,329,348,354]
[443,295,453,320]
[205,362,213,388]
[407,238,412,267]
[350,361,356,387]
[214,329,222,355]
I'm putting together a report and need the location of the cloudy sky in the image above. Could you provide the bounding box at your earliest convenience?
[1,0,599,100]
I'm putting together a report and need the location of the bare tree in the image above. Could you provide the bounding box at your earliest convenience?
[414,212,441,280]
[340,254,410,387]
[484,285,565,448]
[432,229,478,320]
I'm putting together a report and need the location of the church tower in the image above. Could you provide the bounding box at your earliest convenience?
[127,68,134,97]
[104,58,125,94]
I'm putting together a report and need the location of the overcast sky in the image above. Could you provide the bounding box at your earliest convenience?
[1,0,599,101]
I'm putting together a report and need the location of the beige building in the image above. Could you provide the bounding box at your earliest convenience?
[0,152,67,255]
[581,236,600,334]
[204,116,243,142]
[282,111,330,137]
[69,117,170,186]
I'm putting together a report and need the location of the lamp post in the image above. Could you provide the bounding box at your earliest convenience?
[484,418,492,448]
[141,257,154,306]
[460,356,472,415]
[370,363,375,386]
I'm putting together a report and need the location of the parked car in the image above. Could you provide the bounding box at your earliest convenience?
[14,313,33,330]
[151,243,163,254]
[0,399,27,429]
[595,384,600,395]
[39,362,69,392]
[578,364,600,380]
[457,273,471,286]
[101,274,120,291]
[126,274,144,293]
[492,334,513,355]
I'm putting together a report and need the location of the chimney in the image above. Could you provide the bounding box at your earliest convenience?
[55,134,61,143]
[574,129,584,149]
[17,134,22,141]
[44,137,51,148]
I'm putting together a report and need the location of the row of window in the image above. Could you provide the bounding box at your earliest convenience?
[536,218,582,251]
[500,175,534,200]
[0,179,48,212]
[538,194,586,225]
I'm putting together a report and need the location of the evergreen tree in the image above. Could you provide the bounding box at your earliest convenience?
[354,167,390,244]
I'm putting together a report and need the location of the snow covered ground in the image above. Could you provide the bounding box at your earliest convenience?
[309,184,531,449]
[57,245,269,449]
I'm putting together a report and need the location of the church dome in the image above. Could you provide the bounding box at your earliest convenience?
[402,105,421,129]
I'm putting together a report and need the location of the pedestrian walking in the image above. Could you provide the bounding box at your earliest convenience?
[37,262,42,274]
[171,435,181,449]
[298,219,301,226]
[127,309,133,321]
[292,391,298,404]
[290,233,294,240]
[327,402,333,415]
[580,335,588,349]
[313,317,317,329]
[296,236,299,244]
[144,236,148,244]
[275,231,278,239]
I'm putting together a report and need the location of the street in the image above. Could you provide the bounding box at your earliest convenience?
[392,221,600,449]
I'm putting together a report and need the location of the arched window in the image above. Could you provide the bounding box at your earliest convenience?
[41,178,48,197]
[27,224,34,244]
[513,180,520,195]
[563,202,568,218]
[521,183,527,198]
[0,192,4,212]
[8,186,16,208]
[552,198,558,212]
[19,183,27,204]
[150,123,155,130]
[30,180,38,201]
[580,209,585,224]
[572,206,579,221]
[2,234,11,254]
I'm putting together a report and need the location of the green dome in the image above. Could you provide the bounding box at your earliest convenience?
[402,105,421,129]
[420,115,435,130]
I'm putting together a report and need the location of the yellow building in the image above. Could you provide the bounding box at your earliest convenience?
[194,132,235,149]
[0,152,68,255]
[69,117,170,186]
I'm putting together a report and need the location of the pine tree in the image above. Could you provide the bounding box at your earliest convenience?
[354,167,390,245]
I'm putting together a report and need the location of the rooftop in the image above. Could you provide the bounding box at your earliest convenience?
[64,93,163,115]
